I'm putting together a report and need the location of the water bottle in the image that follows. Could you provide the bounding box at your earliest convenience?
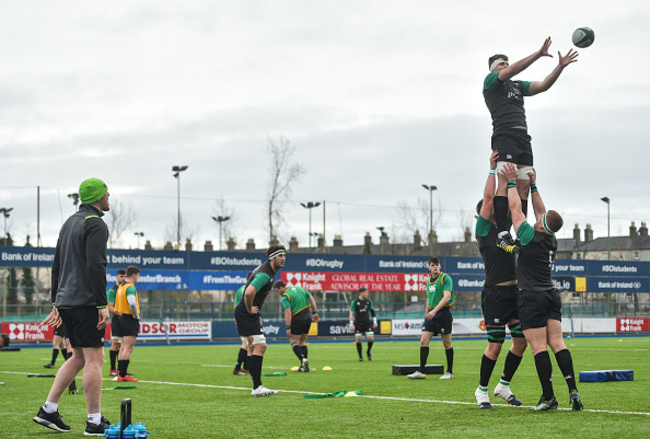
[133,422,150,438]
[104,425,120,439]
[121,425,137,439]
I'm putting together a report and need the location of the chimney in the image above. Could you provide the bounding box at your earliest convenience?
[428,230,438,246]
[333,235,343,249]
[226,237,236,251]
[317,234,325,249]
[573,224,581,243]
[414,230,422,250]
[363,232,372,254]
[630,221,638,237]
[379,231,389,253]
[464,227,472,243]
[204,240,214,252]
[185,238,192,252]
[269,235,279,246]
[246,239,256,251]
[144,240,153,250]
[640,222,648,237]
[584,224,593,242]
[163,241,173,251]
[289,236,299,252]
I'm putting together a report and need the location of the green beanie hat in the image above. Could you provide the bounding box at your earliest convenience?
[79,178,108,204]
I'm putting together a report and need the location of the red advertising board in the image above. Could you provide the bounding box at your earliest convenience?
[282,271,428,292]
[1,322,54,342]
[617,318,650,333]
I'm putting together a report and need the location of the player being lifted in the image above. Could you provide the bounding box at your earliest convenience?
[407,257,455,380]
[484,37,578,252]
[474,151,526,409]
[349,287,378,361]
[274,281,319,372]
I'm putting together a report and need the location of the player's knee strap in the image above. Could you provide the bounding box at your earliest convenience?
[508,322,524,338]
[517,165,533,181]
[241,334,267,346]
[487,327,506,344]
[111,336,122,342]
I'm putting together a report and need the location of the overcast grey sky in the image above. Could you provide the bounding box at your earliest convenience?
[1,1,649,251]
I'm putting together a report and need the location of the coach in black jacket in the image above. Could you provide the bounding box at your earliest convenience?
[34,177,113,436]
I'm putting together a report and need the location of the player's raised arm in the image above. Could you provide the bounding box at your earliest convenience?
[498,37,552,82]
[480,151,499,220]
[527,168,547,221]
[503,163,526,232]
[529,49,578,95]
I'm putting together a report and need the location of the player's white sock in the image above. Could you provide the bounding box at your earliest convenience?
[43,401,58,413]
[88,413,101,425]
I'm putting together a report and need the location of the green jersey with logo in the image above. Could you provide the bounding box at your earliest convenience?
[281,286,312,316]
[426,272,454,310]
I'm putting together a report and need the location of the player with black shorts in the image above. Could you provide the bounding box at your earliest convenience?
[484,37,578,252]
[114,266,141,382]
[407,257,455,380]
[234,245,286,396]
[349,287,377,361]
[503,163,583,411]
[106,268,126,377]
[473,151,527,409]
[274,281,319,372]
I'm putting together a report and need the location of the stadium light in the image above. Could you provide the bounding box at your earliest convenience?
[67,193,80,209]
[172,165,188,249]
[421,185,437,233]
[134,231,144,250]
[300,201,321,249]
[211,216,231,251]
[601,196,610,260]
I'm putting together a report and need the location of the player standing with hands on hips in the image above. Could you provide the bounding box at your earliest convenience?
[234,244,287,396]
[502,163,583,411]
[407,257,455,380]
[484,37,578,252]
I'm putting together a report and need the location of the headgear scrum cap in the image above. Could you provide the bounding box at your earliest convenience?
[79,178,108,204]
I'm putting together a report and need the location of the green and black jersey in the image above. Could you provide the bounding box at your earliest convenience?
[475,215,517,286]
[426,272,454,310]
[516,221,557,291]
[350,298,376,325]
[281,286,312,317]
[483,71,531,132]
[234,260,277,311]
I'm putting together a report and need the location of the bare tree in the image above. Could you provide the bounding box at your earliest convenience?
[392,198,442,244]
[105,198,137,249]
[164,213,200,249]
[266,137,305,243]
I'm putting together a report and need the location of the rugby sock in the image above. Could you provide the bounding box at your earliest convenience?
[250,355,263,389]
[245,355,251,372]
[301,345,308,359]
[356,342,363,359]
[110,350,118,370]
[65,351,73,361]
[118,360,130,378]
[445,347,454,374]
[367,340,373,355]
[292,343,304,361]
[521,199,528,218]
[501,351,523,383]
[479,354,497,388]
[533,351,554,399]
[494,196,509,233]
[50,348,59,365]
[554,349,577,391]
[419,346,429,372]
[235,348,247,369]
[88,413,101,425]
[43,401,58,414]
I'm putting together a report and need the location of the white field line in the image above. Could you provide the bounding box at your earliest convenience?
[4,370,648,416]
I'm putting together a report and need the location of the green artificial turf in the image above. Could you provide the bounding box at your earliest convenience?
[1,337,649,438]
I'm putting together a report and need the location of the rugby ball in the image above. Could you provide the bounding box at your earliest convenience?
[572,27,595,48]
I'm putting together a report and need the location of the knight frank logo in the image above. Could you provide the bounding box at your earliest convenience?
[286,272,302,287]
[404,274,418,291]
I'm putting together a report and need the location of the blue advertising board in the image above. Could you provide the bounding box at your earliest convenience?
[587,260,650,277]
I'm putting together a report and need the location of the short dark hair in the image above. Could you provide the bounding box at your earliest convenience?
[546,210,564,233]
[274,280,286,290]
[488,54,508,68]
[126,266,141,277]
[0,333,9,348]
[358,287,368,294]
[267,244,286,257]
[429,256,440,265]
[476,199,484,215]
[117,268,127,275]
